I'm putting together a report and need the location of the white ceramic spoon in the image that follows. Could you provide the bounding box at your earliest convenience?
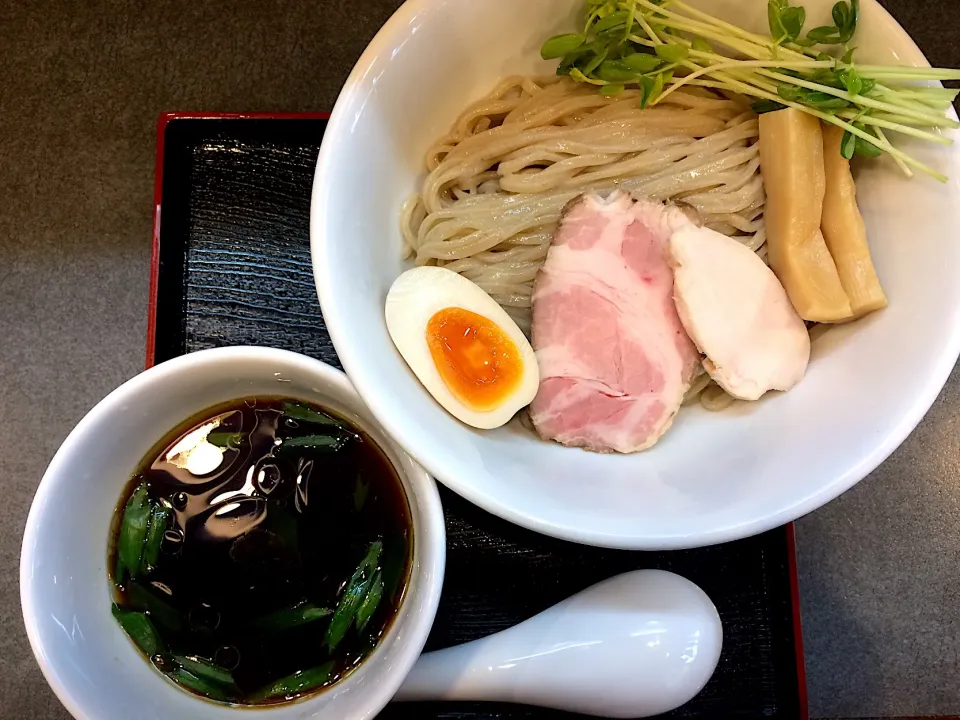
[394,569,722,719]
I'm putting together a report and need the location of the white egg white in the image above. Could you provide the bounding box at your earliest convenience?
[385,266,539,429]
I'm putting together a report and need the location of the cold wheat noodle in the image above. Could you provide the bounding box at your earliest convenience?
[401,76,767,409]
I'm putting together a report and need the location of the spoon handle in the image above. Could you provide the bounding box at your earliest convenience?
[395,569,722,718]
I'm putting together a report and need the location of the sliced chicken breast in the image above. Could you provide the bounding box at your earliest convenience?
[668,224,810,401]
[529,192,700,453]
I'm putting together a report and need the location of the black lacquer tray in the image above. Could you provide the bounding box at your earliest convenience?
[147,114,807,719]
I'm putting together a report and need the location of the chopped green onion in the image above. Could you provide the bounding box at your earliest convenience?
[168,667,231,702]
[172,655,237,688]
[355,571,383,633]
[354,474,370,512]
[253,603,333,631]
[116,482,150,584]
[281,401,344,428]
[325,541,382,651]
[112,605,163,657]
[380,536,409,604]
[251,662,335,701]
[278,434,343,451]
[128,581,182,632]
[139,504,171,574]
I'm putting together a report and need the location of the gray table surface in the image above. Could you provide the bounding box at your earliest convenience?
[2,0,958,718]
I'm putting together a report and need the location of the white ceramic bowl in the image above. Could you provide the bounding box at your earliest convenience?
[311,0,960,549]
[20,347,445,720]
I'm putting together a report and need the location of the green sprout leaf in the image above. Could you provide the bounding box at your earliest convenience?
[777,83,802,102]
[812,68,844,89]
[557,48,590,76]
[639,75,655,108]
[536,0,959,182]
[842,69,863,96]
[799,91,850,110]
[805,25,841,45]
[769,1,806,43]
[654,43,689,64]
[569,67,594,84]
[582,46,609,75]
[621,53,662,73]
[838,0,859,42]
[855,134,884,158]
[649,72,665,105]
[768,0,789,40]
[593,9,629,34]
[752,99,787,114]
[691,37,714,54]
[778,84,852,111]
[595,60,641,83]
[782,6,806,40]
[623,0,637,39]
[840,129,857,159]
[832,1,849,30]
[541,33,587,60]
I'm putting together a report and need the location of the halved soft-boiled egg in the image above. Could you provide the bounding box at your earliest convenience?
[385,267,539,429]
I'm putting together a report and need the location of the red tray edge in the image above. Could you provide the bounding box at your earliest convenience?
[786,522,808,720]
[146,110,810,720]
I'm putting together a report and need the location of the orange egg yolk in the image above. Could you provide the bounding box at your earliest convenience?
[426,307,523,412]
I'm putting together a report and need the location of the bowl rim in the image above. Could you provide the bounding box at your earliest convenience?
[311,0,960,549]
[20,346,446,718]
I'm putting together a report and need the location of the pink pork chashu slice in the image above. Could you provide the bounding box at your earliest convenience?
[529,192,700,453]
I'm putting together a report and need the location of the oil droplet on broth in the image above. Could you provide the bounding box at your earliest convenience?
[257,464,281,494]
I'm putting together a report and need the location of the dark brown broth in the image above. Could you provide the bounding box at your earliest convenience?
[108,397,412,705]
